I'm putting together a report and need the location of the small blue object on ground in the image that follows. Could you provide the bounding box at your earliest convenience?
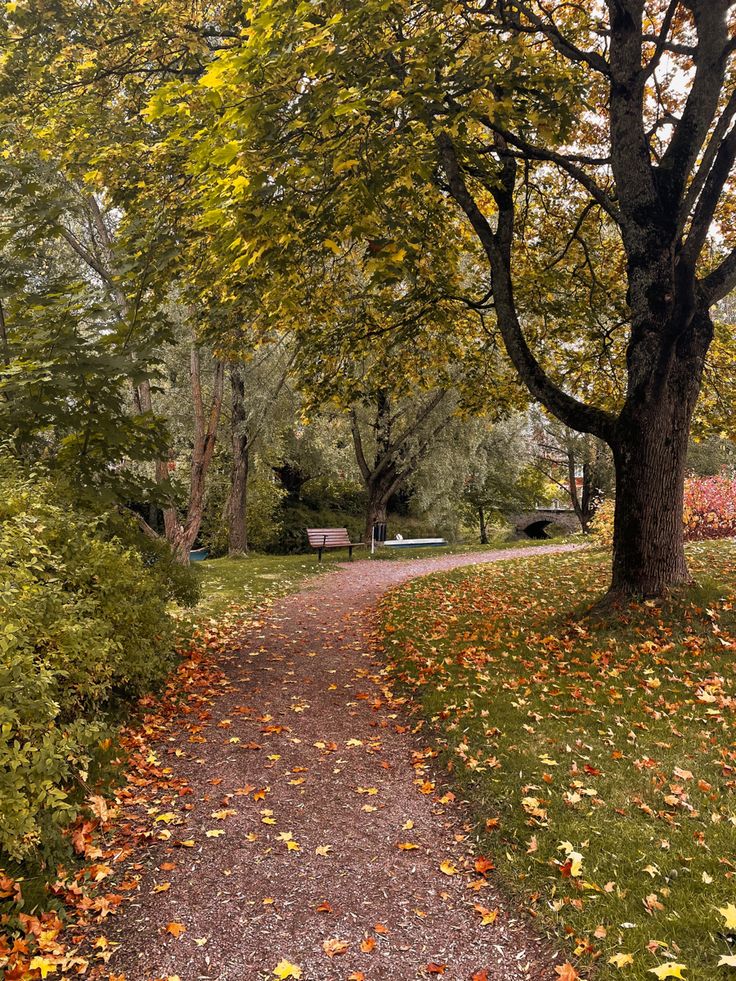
[189,547,210,562]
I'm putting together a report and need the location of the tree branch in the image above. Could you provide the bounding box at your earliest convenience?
[437,132,616,442]
[700,247,736,305]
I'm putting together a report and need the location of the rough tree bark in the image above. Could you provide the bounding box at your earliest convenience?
[435,0,735,596]
[166,346,225,563]
[226,365,250,556]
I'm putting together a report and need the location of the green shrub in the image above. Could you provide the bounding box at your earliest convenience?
[0,461,185,865]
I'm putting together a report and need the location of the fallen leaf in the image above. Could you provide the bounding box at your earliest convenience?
[439,860,458,876]
[609,953,635,969]
[272,960,302,979]
[165,922,186,939]
[323,938,349,957]
[474,904,498,926]
[648,965,687,980]
[555,964,580,981]
[720,904,736,931]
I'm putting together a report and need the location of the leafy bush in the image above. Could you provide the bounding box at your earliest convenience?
[589,497,614,548]
[589,475,736,551]
[0,461,187,865]
[683,474,736,540]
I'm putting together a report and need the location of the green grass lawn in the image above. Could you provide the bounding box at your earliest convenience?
[189,552,337,617]
[380,541,736,979]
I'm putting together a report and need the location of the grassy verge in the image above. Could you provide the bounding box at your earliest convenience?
[380,540,736,980]
[188,551,339,618]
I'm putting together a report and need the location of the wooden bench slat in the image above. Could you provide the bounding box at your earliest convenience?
[306,526,365,561]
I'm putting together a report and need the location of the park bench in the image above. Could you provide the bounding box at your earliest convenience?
[306,527,365,562]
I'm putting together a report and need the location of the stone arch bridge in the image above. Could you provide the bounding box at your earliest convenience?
[505,508,581,539]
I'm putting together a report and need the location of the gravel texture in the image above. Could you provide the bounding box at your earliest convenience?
[107,544,581,981]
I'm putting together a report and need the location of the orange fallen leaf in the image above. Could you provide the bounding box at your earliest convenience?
[165,922,186,939]
[555,964,580,981]
[474,856,495,875]
[360,937,376,953]
[323,938,349,957]
[427,965,447,975]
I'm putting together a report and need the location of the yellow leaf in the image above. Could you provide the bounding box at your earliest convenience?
[273,960,302,979]
[609,953,635,968]
[439,860,458,875]
[474,904,498,925]
[720,904,736,930]
[29,958,56,978]
[206,830,225,838]
[649,965,687,979]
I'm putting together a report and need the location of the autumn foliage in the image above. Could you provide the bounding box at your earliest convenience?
[381,543,736,979]
[590,474,736,549]
[683,474,736,541]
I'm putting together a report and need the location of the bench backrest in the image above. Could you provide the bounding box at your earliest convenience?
[307,527,352,548]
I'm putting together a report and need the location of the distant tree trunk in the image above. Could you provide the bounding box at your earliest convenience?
[478,505,488,544]
[227,365,250,556]
[364,488,389,545]
[167,347,225,564]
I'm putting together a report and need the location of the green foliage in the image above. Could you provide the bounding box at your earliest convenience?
[0,460,188,866]
[270,501,363,555]
[245,466,287,552]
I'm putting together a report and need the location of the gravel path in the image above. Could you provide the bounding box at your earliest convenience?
[108,544,580,981]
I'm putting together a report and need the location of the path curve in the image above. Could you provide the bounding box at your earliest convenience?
[109,544,580,981]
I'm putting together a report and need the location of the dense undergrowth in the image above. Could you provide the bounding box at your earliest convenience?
[381,541,736,979]
[0,462,198,881]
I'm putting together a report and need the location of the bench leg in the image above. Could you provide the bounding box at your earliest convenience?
[318,548,323,563]
[349,546,353,561]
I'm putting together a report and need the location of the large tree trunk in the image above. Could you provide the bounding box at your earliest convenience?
[227,366,250,556]
[608,312,711,597]
[364,491,389,546]
[611,417,690,597]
